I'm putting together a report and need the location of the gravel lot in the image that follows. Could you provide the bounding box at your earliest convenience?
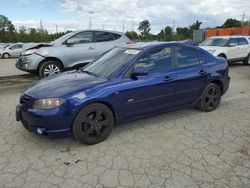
[0,63,249,188]
[0,59,28,77]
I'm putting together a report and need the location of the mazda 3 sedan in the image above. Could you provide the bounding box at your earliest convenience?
[16,42,230,144]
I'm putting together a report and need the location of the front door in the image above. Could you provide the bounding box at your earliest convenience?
[62,31,96,67]
[117,47,177,119]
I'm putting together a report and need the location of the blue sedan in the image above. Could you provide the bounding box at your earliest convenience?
[16,42,230,144]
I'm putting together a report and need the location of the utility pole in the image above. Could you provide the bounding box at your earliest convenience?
[40,19,43,31]
[102,24,104,30]
[88,11,94,29]
[122,22,125,32]
[241,10,246,26]
[56,25,58,33]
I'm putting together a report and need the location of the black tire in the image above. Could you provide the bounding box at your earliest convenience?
[218,54,227,60]
[38,60,62,78]
[243,54,250,65]
[2,53,10,59]
[72,103,114,145]
[197,83,221,112]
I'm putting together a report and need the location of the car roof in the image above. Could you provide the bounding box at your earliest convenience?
[210,35,249,39]
[73,29,125,35]
[119,41,194,50]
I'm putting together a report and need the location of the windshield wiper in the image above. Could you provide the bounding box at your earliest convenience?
[82,70,97,77]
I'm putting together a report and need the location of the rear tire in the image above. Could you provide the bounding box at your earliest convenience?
[38,60,62,78]
[243,54,250,65]
[2,53,10,59]
[197,83,221,112]
[72,103,114,145]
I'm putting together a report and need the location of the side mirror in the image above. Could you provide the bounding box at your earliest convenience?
[66,38,78,46]
[229,43,236,47]
[130,67,148,79]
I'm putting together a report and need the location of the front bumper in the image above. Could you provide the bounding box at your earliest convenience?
[16,53,45,73]
[16,96,74,137]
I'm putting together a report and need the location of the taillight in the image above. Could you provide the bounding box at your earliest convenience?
[127,41,135,44]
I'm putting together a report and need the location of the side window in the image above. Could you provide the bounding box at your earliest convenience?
[229,38,238,46]
[68,31,92,44]
[94,32,121,42]
[10,45,18,50]
[133,47,173,74]
[176,47,201,68]
[237,38,249,45]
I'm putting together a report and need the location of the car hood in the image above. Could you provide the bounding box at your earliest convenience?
[25,71,107,99]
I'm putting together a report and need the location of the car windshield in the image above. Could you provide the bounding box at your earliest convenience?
[83,47,140,79]
[200,38,229,47]
[50,32,75,45]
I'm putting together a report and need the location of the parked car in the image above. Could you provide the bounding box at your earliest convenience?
[16,42,230,144]
[199,35,250,65]
[0,43,23,58]
[16,30,132,78]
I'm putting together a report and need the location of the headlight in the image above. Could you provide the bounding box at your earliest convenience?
[23,49,38,56]
[33,98,65,109]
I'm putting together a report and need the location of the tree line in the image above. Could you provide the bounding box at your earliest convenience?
[0,15,68,43]
[0,14,249,43]
[126,18,250,41]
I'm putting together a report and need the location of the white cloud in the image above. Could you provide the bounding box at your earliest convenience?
[14,0,250,34]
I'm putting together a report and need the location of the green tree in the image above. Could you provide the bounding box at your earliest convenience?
[222,18,241,28]
[138,20,151,39]
[164,26,173,41]
[125,31,139,40]
[0,15,15,33]
[176,27,190,39]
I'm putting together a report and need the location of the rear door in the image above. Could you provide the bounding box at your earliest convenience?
[118,47,177,119]
[10,44,23,57]
[227,38,240,60]
[174,46,208,106]
[236,37,250,58]
[93,31,123,56]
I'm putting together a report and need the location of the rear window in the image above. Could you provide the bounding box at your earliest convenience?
[176,47,203,67]
[94,31,121,42]
[237,38,249,45]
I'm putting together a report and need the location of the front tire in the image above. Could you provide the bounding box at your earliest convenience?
[197,83,221,112]
[38,60,62,78]
[72,103,114,145]
[243,54,250,65]
[2,53,10,59]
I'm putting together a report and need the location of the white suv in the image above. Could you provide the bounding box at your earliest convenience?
[199,36,250,65]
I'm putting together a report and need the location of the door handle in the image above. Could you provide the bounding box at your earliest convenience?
[88,46,95,50]
[199,70,207,75]
[164,76,173,82]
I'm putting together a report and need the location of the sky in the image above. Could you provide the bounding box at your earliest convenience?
[0,0,249,34]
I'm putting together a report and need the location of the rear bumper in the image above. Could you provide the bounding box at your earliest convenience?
[223,76,230,95]
[16,103,72,137]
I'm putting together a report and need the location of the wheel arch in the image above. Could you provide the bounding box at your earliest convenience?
[37,57,64,72]
[217,53,227,59]
[2,52,10,58]
[210,79,223,94]
[73,100,118,127]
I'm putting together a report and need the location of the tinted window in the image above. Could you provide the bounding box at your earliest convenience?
[84,48,139,78]
[69,31,92,44]
[94,31,121,42]
[229,38,238,46]
[237,38,249,45]
[133,47,173,74]
[200,38,229,47]
[10,44,22,49]
[176,47,201,67]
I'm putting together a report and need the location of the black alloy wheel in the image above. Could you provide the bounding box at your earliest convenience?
[197,83,221,112]
[72,103,114,145]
